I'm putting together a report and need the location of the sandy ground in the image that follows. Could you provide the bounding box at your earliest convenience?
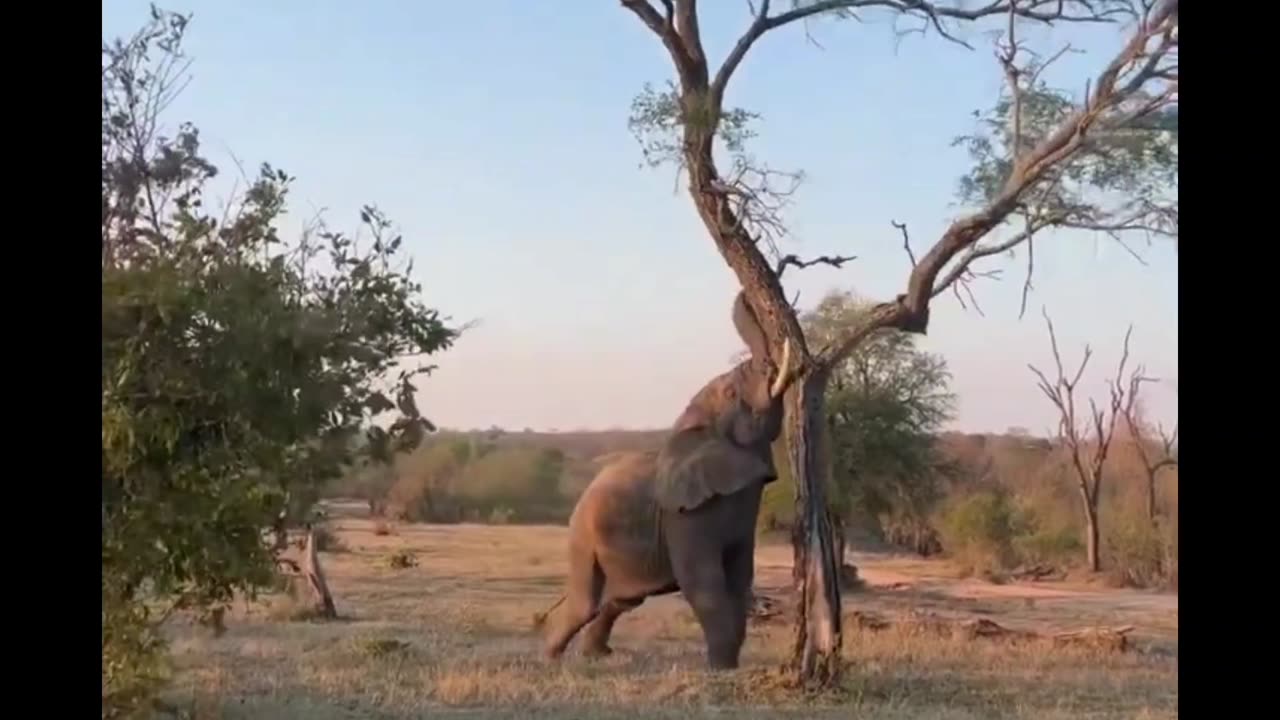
[157,502,1177,719]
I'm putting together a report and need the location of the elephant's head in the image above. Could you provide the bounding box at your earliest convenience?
[654,292,796,512]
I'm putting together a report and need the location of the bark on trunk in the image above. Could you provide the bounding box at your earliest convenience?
[832,513,847,568]
[791,521,805,591]
[1145,473,1157,526]
[1080,490,1101,573]
[302,526,337,619]
[785,372,843,685]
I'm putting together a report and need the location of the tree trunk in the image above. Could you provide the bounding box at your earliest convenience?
[831,513,847,568]
[785,371,843,685]
[1081,493,1101,574]
[791,521,805,591]
[302,526,337,619]
[1145,472,1157,526]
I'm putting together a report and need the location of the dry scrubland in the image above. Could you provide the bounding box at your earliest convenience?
[161,504,1177,720]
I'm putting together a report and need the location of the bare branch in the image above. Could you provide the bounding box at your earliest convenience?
[1028,310,1135,517]
[893,220,917,267]
[776,252,858,278]
[712,0,772,108]
[621,0,702,88]
[997,2,1024,168]
[1020,229,1035,319]
[714,160,805,259]
[1119,366,1178,484]
[891,0,1176,336]
[710,0,1122,115]
[673,0,711,84]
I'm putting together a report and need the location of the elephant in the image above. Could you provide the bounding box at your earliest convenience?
[536,291,795,670]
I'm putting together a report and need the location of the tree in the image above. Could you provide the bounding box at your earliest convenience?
[803,291,955,561]
[1028,311,1145,572]
[1120,383,1178,524]
[620,0,1176,684]
[101,9,456,714]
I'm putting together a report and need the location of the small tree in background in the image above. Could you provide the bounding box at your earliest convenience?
[1120,386,1178,525]
[101,9,457,715]
[621,0,1176,683]
[1029,311,1151,573]
[804,291,955,561]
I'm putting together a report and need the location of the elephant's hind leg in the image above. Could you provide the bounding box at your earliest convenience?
[543,549,605,660]
[581,596,643,657]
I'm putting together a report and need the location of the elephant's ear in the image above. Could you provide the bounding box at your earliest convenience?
[654,427,776,512]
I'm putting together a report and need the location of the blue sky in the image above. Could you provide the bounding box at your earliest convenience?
[103,1,1178,435]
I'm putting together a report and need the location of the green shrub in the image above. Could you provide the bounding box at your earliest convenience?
[1013,525,1082,567]
[102,590,169,719]
[937,490,1020,575]
[101,11,454,713]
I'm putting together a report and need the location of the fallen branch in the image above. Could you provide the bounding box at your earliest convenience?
[1052,625,1135,652]
[759,601,1138,653]
[1010,564,1067,582]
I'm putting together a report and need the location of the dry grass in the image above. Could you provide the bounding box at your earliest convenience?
[160,505,1177,719]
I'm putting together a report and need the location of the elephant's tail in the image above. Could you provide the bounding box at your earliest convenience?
[530,594,565,631]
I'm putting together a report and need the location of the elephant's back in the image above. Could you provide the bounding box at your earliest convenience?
[572,451,658,522]
[570,451,662,556]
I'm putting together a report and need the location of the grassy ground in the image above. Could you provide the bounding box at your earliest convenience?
[160,505,1178,719]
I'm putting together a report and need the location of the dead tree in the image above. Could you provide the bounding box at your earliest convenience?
[1119,380,1178,524]
[620,0,1177,685]
[301,523,337,619]
[1029,311,1138,573]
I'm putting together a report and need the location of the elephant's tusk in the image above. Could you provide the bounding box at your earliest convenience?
[769,337,792,398]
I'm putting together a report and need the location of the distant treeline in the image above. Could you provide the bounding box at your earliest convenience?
[327,426,1177,589]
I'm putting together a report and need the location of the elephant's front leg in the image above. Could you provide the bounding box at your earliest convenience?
[669,539,741,669]
[723,540,755,659]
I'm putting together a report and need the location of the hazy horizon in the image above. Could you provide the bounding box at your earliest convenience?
[103,1,1178,437]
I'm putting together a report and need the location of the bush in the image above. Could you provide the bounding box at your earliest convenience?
[102,591,169,719]
[936,490,1020,575]
[385,442,465,522]
[1104,517,1175,589]
[488,506,515,524]
[101,11,454,713]
[1013,525,1082,567]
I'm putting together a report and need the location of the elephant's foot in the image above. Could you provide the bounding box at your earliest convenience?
[707,656,740,671]
[706,643,742,671]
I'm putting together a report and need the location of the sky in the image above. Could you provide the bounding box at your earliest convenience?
[102,1,1178,436]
